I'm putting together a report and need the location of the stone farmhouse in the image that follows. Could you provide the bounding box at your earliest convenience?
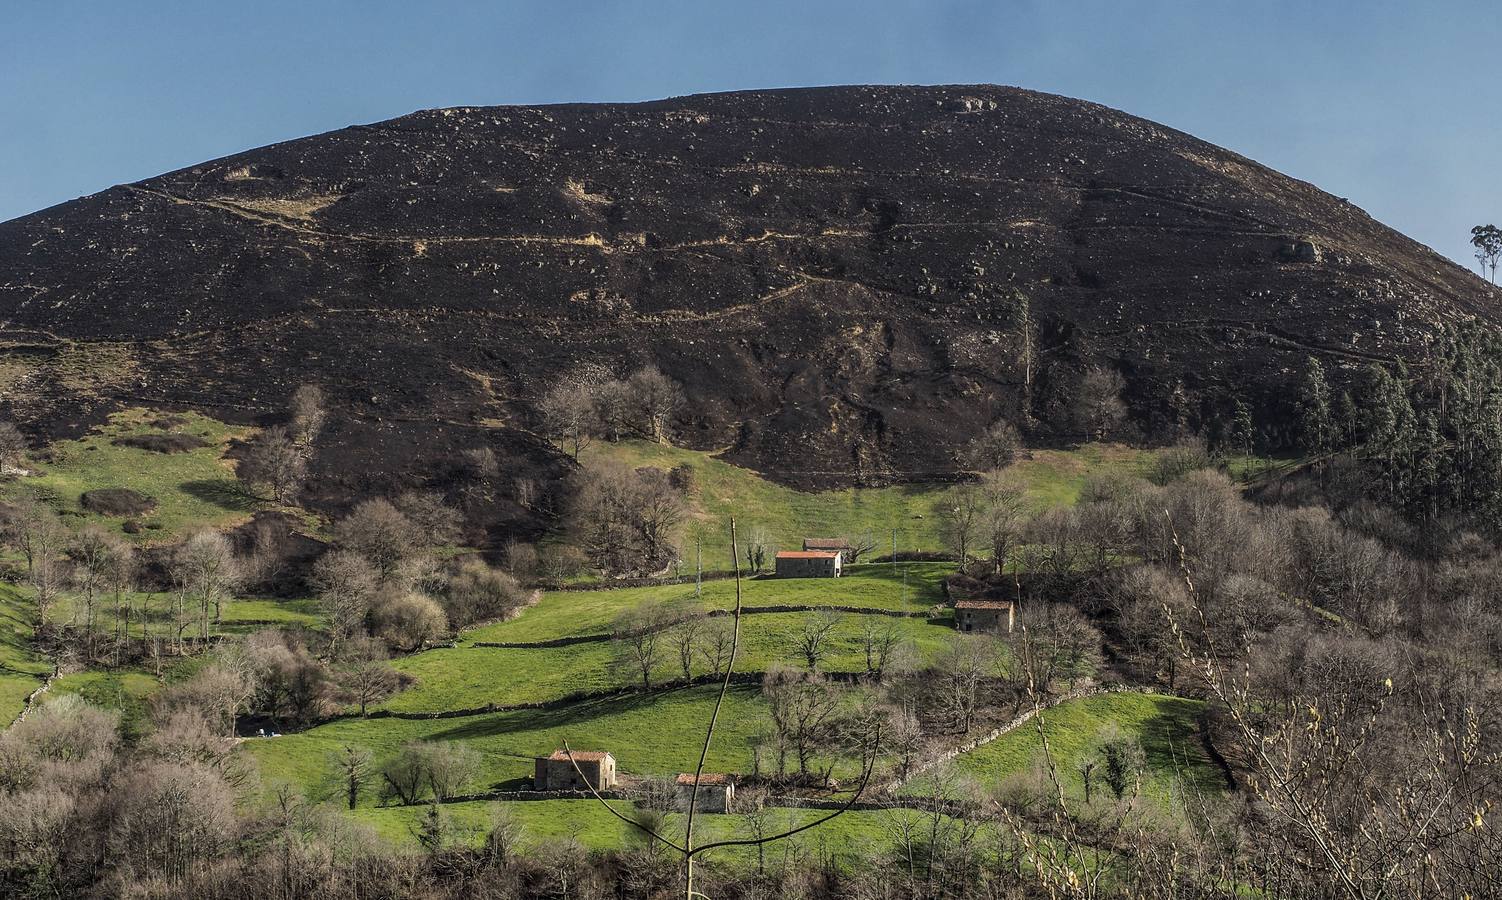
[775,550,843,578]
[535,749,618,791]
[675,772,735,812]
[954,599,1015,634]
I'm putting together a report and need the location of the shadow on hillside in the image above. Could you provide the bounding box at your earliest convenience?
[429,683,747,743]
[180,478,257,513]
[1136,697,1227,792]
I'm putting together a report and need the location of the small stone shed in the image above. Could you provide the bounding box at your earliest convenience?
[954,599,1015,634]
[675,772,735,812]
[775,550,843,578]
[535,750,618,791]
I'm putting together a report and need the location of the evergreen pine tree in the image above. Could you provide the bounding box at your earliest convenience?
[1296,356,1335,455]
[1334,391,1359,449]
[1227,396,1255,458]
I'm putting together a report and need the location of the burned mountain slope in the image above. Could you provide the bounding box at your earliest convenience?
[0,84,1493,501]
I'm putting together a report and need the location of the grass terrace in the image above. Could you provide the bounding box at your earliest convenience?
[45,591,323,639]
[464,563,950,646]
[245,684,787,802]
[921,691,1228,810]
[351,799,962,868]
[586,440,1181,567]
[382,610,955,714]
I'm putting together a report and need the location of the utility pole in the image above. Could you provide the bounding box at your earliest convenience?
[695,534,702,601]
[893,527,907,604]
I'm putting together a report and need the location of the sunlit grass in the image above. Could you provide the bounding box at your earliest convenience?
[384,610,954,713]
[0,583,51,723]
[8,408,257,542]
[922,691,1227,809]
[464,563,950,645]
[245,684,786,803]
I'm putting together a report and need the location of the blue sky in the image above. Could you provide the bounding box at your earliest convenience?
[2,1,1496,269]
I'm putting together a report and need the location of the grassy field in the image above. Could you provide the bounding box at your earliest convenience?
[0,583,52,723]
[7,408,258,542]
[926,692,1228,809]
[246,684,788,802]
[45,590,323,638]
[585,441,1172,565]
[465,563,950,645]
[384,610,955,714]
[351,797,951,868]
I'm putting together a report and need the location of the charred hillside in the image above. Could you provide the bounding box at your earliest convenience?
[0,84,1494,500]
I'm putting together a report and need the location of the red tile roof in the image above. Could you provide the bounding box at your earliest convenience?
[549,750,613,762]
[676,773,732,785]
[776,551,841,560]
[955,599,1013,611]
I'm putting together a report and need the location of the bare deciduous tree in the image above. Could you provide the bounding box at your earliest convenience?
[742,526,774,575]
[937,483,986,567]
[237,425,307,503]
[393,491,464,547]
[2,496,67,628]
[978,470,1028,574]
[332,745,374,810]
[310,550,378,653]
[612,604,671,689]
[67,525,129,648]
[669,616,702,682]
[763,665,842,776]
[793,610,843,672]
[337,637,400,716]
[288,384,327,448]
[1070,366,1128,441]
[334,499,420,583]
[841,532,878,564]
[460,446,501,505]
[539,373,603,459]
[170,530,239,642]
[441,561,528,631]
[626,365,684,444]
[109,757,238,884]
[571,459,684,575]
[370,593,447,653]
[858,617,912,680]
[633,467,684,565]
[379,741,480,805]
[695,617,736,677]
[934,634,996,733]
[962,419,1021,471]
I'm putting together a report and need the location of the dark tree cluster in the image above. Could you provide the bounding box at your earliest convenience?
[568,457,686,575]
[1285,326,1502,535]
[538,364,685,458]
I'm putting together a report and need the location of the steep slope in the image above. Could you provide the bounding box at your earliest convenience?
[0,85,1493,503]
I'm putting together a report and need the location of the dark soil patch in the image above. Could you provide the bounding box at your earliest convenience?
[80,488,157,517]
[113,433,208,454]
[150,415,188,430]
